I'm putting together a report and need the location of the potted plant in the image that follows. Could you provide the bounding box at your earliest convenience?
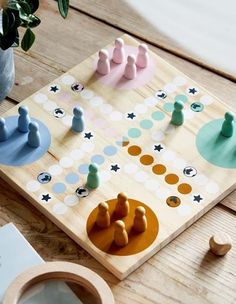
[0,0,69,101]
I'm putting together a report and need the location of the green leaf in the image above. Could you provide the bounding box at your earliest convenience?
[2,10,10,35]
[21,27,35,51]
[20,14,40,28]
[58,0,69,19]
[17,1,32,17]
[0,28,18,50]
[2,9,16,34]
[25,0,39,13]
[6,1,18,10]
[10,9,21,28]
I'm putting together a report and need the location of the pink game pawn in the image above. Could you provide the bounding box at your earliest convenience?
[112,38,125,64]
[97,49,110,75]
[136,43,149,68]
[124,54,136,80]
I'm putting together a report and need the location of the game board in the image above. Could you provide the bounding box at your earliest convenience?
[0,34,236,280]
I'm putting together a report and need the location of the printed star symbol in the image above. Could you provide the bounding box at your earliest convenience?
[127,112,136,120]
[189,88,197,94]
[111,164,120,172]
[42,194,51,202]
[84,132,93,139]
[154,144,164,152]
[50,85,59,92]
[193,195,203,203]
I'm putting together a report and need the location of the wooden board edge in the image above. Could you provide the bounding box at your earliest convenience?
[2,162,234,280]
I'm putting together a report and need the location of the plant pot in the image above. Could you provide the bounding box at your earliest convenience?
[0,48,15,101]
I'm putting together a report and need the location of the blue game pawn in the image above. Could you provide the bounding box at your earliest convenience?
[18,106,31,133]
[0,117,9,142]
[72,106,84,133]
[28,122,41,148]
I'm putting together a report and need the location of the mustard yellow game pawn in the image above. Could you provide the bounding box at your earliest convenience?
[209,232,232,256]
[114,220,128,247]
[115,192,129,217]
[133,206,147,233]
[96,202,110,228]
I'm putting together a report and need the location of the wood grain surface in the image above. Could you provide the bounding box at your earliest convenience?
[1,32,236,279]
[70,0,236,81]
[0,0,236,303]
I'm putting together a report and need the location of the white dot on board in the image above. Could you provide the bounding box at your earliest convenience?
[156,187,171,199]
[59,157,74,168]
[48,164,63,176]
[33,93,48,104]
[205,182,219,194]
[162,150,176,162]
[81,142,95,153]
[110,111,123,121]
[43,100,58,112]
[80,89,94,99]
[194,174,209,186]
[70,149,84,160]
[61,75,76,85]
[100,170,111,182]
[134,171,149,183]
[93,118,107,129]
[90,96,104,106]
[164,83,177,93]
[173,76,187,86]
[162,124,175,135]
[26,180,41,192]
[151,130,165,141]
[183,109,195,119]
[200,95,214,105]
[124,163,138,174]
[64,194,79,206]
[144,97,157,107]
[62,115,73,126]
[134,104,147,114]
[53,203,68,215]
[177,205,192,216]
[172,158,187,170]
[145,179,160,191]
[100,103,113,114]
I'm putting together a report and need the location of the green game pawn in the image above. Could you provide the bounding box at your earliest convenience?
[221,112,234,138]
[171,101,184,126]
[86,163,100,189]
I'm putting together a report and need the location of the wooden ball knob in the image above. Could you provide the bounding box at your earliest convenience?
[209,232,232,256]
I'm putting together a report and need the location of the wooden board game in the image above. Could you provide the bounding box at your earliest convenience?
[1,34,236,280]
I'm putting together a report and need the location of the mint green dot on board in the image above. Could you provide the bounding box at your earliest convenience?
[163,102,174,112]
[151,111,165,121]
[140,119,153,129]
[128,128,141,138]
[175,94,188,103]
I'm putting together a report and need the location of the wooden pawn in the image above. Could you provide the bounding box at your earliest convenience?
[133,206,147,233]
[114,220,128,247]
[115,192,129,217]
[96,202,110,228]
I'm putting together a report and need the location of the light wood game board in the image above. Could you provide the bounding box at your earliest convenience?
[1,34,236,280]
